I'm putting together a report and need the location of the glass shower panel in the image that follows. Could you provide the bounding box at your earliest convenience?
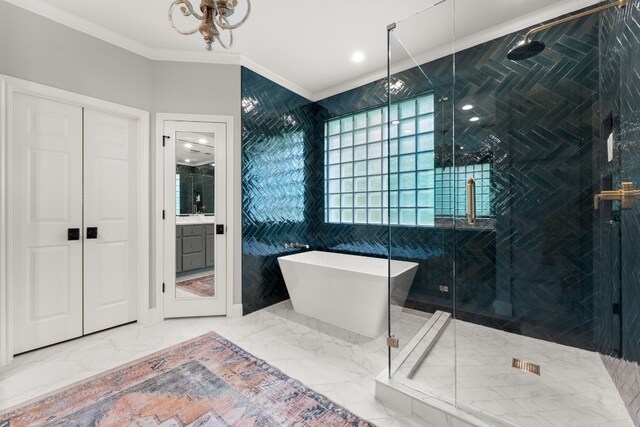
[451,1,635,425]
[387,0,457,405]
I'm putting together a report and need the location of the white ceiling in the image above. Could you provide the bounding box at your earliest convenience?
[176,132,215,166]
[5,0,600,100]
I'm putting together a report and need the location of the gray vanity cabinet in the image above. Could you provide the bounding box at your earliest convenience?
[176,224,214,273]
[176,226,183,273]
[205,225,215,267]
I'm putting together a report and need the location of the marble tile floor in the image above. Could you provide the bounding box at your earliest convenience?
[396,320,632,427]
[0,300,427,427]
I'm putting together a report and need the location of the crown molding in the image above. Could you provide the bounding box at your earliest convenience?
[312,0,602,101]
[149,49,313,100]
[150,49,242,65]
[313,68,387,103]
[239,57,314,101]
[1,0,313,100]
[3,0,604,103]
[2,0,154,58]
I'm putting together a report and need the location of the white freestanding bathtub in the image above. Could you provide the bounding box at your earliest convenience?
[278,251,418,338]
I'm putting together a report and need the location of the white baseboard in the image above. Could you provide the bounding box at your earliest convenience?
[143,308,164,323]
[229,304,244,318]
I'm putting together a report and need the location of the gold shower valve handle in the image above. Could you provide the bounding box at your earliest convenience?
[594,181,640,210]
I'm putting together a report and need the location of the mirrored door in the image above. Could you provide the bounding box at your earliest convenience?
[164,121,227,318]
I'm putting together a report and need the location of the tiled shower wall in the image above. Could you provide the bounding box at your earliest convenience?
[316,13,600,349]
[241,14,600,345]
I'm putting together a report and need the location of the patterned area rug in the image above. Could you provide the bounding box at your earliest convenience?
[176,274,216,297]
[0,332,374,426]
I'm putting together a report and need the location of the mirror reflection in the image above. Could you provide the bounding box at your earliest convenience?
[174,132,216,299]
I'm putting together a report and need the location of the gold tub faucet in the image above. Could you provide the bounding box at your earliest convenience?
[594,181,640,210]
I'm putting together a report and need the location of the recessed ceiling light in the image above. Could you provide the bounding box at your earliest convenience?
[184,143,193,148]
[351,51,365,63]
[462,104,474,110]
[469,117,480,122]
[185,159,191,163]
[198,138,208,144]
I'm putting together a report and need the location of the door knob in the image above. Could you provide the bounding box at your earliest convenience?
[68,228,80,241]
[87,227,98,239]
[594,181,640,210]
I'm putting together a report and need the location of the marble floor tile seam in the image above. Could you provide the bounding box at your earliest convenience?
[455,373,615,389]
[536,406,626,426]
[467,393,626,416]
[401,382,611,415]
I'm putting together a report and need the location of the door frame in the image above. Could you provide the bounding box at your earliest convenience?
[154,114,238,321]
[0,74,150,367]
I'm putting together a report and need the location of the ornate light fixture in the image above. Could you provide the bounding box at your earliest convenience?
[169,0,251,51]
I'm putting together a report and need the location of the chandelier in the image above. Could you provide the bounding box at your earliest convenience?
[169,0,251,51]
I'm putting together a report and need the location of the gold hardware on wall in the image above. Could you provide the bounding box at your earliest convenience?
[467,177,476,224]
[512,358,541,376]
[594,181,640,210]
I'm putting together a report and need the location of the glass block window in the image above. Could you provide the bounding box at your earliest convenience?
[435,164,493,217]
[175,173,181,215]
[324,94,436,227]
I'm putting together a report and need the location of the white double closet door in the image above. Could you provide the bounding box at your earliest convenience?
[12,93,138,354]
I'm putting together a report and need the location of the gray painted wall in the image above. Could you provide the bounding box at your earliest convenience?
[0,1,153,111]
[152,61,243,307]
[0,0,243,311]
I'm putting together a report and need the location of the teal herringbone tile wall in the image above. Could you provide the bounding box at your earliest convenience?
[241,68,317,314]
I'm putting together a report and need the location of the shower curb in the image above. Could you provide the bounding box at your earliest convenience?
[377,310,513,427]
[375,372,510,427]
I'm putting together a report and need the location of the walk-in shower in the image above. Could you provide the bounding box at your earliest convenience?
[378,0,640,425]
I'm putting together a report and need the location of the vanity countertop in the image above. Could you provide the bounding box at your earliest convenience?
[176,215,215,225]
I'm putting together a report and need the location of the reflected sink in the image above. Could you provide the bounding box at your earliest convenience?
[176,215,215,224]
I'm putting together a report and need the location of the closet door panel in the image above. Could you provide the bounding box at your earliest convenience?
[83,109,137,334]
[12,94,83,354]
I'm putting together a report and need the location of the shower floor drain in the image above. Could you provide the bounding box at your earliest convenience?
[512,358,540,375]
